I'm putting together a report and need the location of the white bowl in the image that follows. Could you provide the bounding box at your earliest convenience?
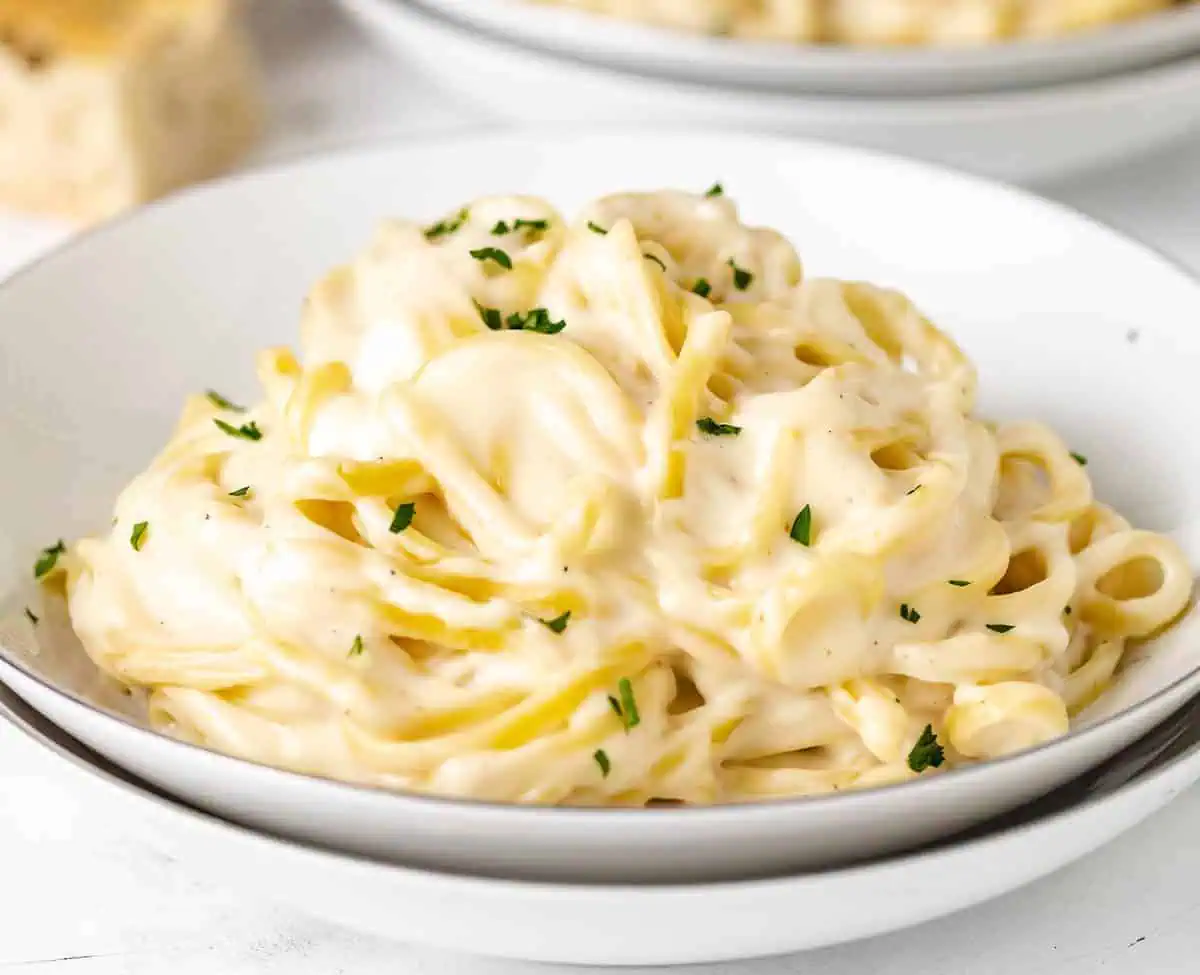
[338,0,1200,183]
[1,131,1199,883]
[4,679,1200,965]
[412,0,1200,95]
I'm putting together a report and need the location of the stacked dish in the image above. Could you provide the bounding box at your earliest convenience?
[2,130,1200,964]
[335,0,1200,181]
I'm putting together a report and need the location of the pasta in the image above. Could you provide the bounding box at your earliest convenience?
[54,188,1192,804]
[527,0,1187,46]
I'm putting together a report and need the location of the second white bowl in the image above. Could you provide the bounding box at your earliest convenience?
[339,0,1200,183]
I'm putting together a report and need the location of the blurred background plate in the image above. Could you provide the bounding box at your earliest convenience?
[339,0,1200,182]
[409,0,1200,95]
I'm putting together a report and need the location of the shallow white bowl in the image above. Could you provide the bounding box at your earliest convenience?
[2,131,1200,884]
[413,0,1200,96]
[338,0,1200,183]
[4,680,1200,965]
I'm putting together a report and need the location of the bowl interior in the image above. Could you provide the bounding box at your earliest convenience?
[1,129,1199,748]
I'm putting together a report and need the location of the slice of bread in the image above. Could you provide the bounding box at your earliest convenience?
[0,0,263,222]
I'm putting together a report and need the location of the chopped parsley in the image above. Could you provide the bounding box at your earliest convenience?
[470,246,513,270]
[691,278,712,298]
[491,217,549,236]
[906,485,922,496]
[423,208,469,240]
[229,486,252,498]
[213,418,262,441]
[1070,452,1088,466]
[587,221,608,235]
[789,505,813,546]
[643,253,667,272]
[704,182,724,198]
[474,300,504,331]
[349,634,365,657]
[389,502,416,534]
[508,308,566,334]
[900,603,921,624]
[33,540,66,580]
[986,623,1015,634]
[727,258,753,291]
[947,579,970,587]
[540,611,571,634]
[474,303,566,334]
[1064,606,1073,616]
[593,749,611,777]
[697,416,741,437]
[23,607,38,625]
[610,677,641,731]
[206,390,245,412]
[130,521,149,551]
[907,725,945,773]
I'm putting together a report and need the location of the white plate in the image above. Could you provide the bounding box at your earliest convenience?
[3,680,1200,965]
[413,0,1200,95]
[1,131,1200,883]
[339,0,1200,183]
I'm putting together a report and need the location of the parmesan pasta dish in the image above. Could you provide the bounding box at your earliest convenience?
[51,188,1191,805]
[529,0,1190,46]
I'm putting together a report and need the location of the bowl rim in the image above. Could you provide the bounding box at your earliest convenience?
[3,674,1200,893]
[399,0,1200,87]
[2,126,1199,824]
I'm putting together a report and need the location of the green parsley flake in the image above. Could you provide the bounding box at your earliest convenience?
[33,540,66,580]
[229,486,252,498]
[507,308,566,334]
[389,502,416,534]
[612,678,641,731]
[213,418,263,441]
[24,607,38,625]
[206,390,245,412]
[515,218,548,233]
[907,725,945,773]
[697,416,741,437]
[1070,452,1088,466]
[470,246,513,270]
[727,258,753,291]
[540,611,571,634]
[691,278,712,298]
[789,505,813,546]
[130,521,149,551]
[474,300,504,331]
[643,253,667,272]
[424,208,469,240]
[705,182,724,198]
[906,485,922,496]
[1064,606,1073,616]
[349,635,365,658]
[947,579,970,587]
[900,603,921,624]
[593,749,611,777]
[587,221,608,235]
[986,623,1015,634]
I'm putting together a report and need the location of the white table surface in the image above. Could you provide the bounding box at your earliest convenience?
[2,2,1200,971]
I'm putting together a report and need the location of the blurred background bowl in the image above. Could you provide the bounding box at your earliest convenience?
[338,0,1200,182]
[412,0,1200,96]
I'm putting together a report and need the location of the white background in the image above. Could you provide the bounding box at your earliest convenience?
[2,2,1199,971]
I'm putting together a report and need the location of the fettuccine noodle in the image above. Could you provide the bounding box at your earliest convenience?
[57,189,1192,804]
